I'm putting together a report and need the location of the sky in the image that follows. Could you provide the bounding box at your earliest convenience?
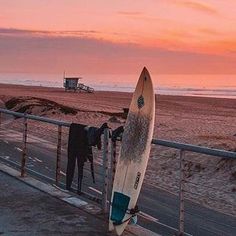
[0,0,236,74]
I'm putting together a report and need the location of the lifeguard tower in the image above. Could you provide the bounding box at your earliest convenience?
[63,73,94,93]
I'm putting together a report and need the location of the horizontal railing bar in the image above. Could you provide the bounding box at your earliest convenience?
[152,139,236,159]
[0,108,70,127]
[1,108,236,160]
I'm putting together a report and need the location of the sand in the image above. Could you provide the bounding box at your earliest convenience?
[0,83,235,216]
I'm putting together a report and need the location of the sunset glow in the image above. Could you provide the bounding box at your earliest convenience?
[0,0,235,74]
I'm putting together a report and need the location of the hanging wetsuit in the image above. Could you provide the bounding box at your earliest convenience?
[66,123,87,193]
[66,122,108,193]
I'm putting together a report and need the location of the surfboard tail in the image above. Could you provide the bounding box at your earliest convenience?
[109,221,115,231]
[114,222,129,236]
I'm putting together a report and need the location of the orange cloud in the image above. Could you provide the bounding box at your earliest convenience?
[116,11,169,24]
[198,28,221,36]
[117,11,143,17]
[174,0,219,15]
[2,27,235,57]
[0,28,235,74]
[204,39,236,54]
[0,28,101,38]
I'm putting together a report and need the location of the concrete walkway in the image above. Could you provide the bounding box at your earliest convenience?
[0,165,159,236]
[0,171,110,235]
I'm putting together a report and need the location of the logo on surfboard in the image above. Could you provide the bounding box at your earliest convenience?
[137,95,144,109]
[134,172,141,189]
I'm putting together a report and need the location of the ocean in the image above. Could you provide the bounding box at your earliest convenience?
[0,73,236,99]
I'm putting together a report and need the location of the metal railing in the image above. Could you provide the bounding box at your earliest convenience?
[0,108,109,207]
[0,108,236,236]
[149,139,236,235]
[152,139,236,159]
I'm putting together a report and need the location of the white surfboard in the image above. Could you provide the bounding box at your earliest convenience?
[109,67,155,235]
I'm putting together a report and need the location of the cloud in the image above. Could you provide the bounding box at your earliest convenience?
[207,39,236,54]
[117,11,143,17]
[0,27,235,74]
[198,28,221,36]
[174,0,219,15]
[0,28,101,38]
[116,11,168,23]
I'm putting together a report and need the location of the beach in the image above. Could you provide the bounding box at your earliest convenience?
[0,83,235,215]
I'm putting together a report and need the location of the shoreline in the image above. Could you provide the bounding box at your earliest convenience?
[0,82,236,100]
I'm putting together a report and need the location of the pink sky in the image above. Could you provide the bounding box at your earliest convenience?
[0,0,235,74]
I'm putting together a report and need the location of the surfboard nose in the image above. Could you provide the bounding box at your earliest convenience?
[142,66,148,73]
[141,67,151,80]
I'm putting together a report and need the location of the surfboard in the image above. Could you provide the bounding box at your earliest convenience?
[109,67,155,235]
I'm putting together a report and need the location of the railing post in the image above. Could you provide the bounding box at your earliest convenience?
[102,128,109,213]
[108,140,113,201]
[110,140,117,196]
[20,115,28,177]
[56,125,62,185]
[178,149,185,236]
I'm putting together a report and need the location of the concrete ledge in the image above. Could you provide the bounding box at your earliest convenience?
[127,224,160,236]
[0,163,161,236]
[62,196,88,207]
[0,164,71,198]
